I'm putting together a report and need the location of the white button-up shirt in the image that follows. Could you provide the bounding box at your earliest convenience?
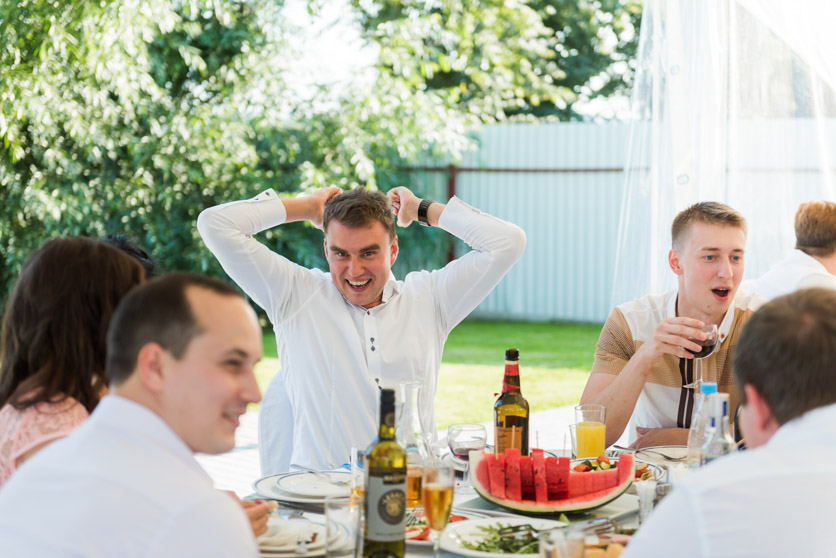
[198,190,525,472]
[622,402,836,558]
[741,249,836,300]
[0,395,257,558]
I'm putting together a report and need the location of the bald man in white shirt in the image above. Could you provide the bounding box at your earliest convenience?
[0,273,263,558]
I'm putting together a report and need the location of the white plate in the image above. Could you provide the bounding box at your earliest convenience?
[634,445,688,467]
[440,517,566,558]
[254,474,330,504]
[570,456,664,482]
[258,518,330,555]
[406,508,487,547]
[277,471,352,498]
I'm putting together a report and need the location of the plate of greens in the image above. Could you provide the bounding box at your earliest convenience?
[439,517,567,558]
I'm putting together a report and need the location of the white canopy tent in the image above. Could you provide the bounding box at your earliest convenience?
[611,0,836,307]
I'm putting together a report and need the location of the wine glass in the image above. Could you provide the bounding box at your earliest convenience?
[422,461,455,558]
[447,423,487,493]
[683,324,718,389]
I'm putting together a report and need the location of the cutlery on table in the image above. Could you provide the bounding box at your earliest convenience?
[610,445,686,462]
[290,464,352,486]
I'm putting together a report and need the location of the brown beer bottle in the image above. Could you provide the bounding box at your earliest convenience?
[494,348,530,455]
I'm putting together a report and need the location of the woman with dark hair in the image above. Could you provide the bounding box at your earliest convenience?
[103,233,159,278]
[0,237,145,487]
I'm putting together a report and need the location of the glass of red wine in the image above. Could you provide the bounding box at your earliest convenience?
[683,324,719,389]
[447,423,487,493]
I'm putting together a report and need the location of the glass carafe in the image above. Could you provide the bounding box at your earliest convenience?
[396,380,433,508]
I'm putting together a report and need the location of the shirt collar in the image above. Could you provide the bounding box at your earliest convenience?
[92,394,210,479]
[341,272,400,311]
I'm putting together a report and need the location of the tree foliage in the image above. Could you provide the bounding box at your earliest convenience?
[0,0,639,307]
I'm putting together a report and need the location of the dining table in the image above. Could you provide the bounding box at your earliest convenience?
[247,446,683,558]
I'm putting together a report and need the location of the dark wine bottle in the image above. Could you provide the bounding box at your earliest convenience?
[494,348,530,455]
[364,389,406,558]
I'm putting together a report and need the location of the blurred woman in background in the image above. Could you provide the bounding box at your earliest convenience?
[0,237,145,487]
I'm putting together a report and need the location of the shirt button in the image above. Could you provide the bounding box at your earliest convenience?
[371,346,376,351]
[370,337,375,342]
[367,311,370,315]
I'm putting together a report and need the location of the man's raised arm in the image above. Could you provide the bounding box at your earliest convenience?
[385,186,526,332]
[197,187,340,315]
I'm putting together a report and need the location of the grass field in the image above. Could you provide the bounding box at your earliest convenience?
[253,320,603,431]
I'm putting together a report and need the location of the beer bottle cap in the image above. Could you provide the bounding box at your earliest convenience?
[505,348,519,360]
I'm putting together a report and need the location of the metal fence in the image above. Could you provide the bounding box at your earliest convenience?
[409,122,632,323]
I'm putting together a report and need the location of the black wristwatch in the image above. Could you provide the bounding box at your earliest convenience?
[417,199,433,227]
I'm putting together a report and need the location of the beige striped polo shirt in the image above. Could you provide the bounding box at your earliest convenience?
[592,289,764,444]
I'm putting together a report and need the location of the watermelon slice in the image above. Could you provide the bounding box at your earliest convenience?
[519,456,534,500]
[487,452,506,499]
[531,451,548,503]
[471,451,635,514]
[504,449,522,500]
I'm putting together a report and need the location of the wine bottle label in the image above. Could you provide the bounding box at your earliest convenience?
[366,474,406,541]
[495,415,528,453]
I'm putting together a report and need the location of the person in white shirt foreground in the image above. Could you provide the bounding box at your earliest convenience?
[622,287,836,558]
[743,200,836,299]
[0,273,263,558]
[198,185,525,472]
[581,202,762,449]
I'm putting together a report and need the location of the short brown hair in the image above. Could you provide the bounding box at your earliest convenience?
[323,187,395,238]
[0,237,145,413]
[671,202,747,249]
[734,288,836,425]
[106,273,243,385]
[794,201,836,257]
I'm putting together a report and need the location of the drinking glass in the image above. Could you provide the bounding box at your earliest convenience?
[683,324,719,389]
[447,423,487,493]
[539,528,585,558]
[349,448,365,504]
[422,462,455,558]
[325,496,361,558]
[574,404,606,459]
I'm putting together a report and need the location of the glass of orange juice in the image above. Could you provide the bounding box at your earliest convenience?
[574,404,606,458]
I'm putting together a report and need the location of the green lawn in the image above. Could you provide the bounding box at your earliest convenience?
[253,320,603,431]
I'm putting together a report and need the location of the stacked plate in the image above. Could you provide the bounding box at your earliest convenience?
[258,517,345,557]
[253,471,354,505]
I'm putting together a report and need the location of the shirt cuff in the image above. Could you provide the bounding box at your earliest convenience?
[248,188,288,228]
[437,196,480,233]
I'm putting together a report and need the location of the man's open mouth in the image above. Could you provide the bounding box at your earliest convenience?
[712,288,729,298]
[347,278,371,289]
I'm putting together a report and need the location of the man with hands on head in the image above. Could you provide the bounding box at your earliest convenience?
[580,202,763,449]
[198,185,525,473]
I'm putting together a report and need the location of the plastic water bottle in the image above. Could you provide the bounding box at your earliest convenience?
[686,381,718,469]
[700,393,736,466]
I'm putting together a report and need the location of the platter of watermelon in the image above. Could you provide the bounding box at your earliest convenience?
[471,448,635,514]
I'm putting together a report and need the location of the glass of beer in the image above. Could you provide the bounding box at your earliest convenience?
[406,460,423,508]
[574,404,606,458]
[422,461,455,558]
